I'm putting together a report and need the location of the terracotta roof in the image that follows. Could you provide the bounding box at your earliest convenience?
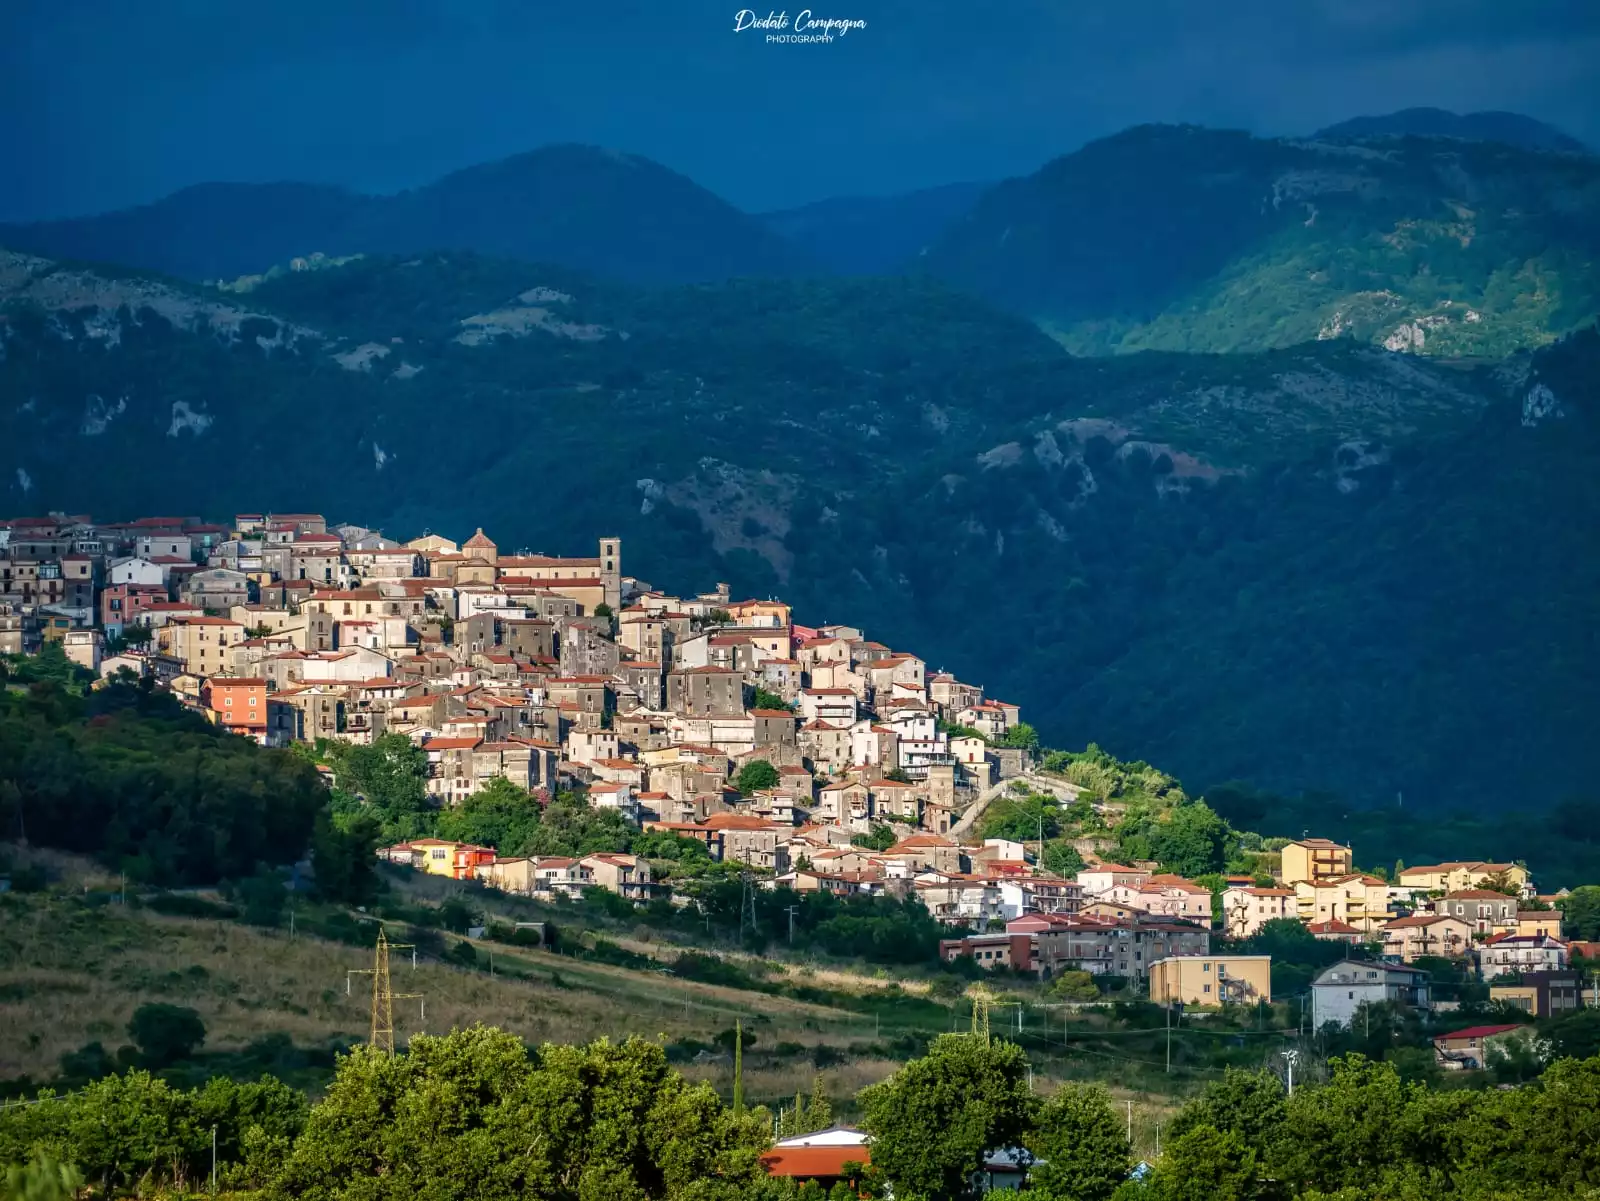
[422,737,482,751]
[703,813,785,830]
[1307,919,1361,934]
[1435,1025,1523,1042]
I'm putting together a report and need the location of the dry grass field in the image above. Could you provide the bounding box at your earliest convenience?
[0,887,889,1107]
[0,849,1192,1147]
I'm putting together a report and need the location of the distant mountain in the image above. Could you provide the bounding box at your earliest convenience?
[0,145,810,285]
[758,181,989,274]
[922,124,1600,357]
[1314,108,1591,155]
[4,246,1598,827]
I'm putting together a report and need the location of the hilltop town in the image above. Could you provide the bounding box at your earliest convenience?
[3,511,1596,1054]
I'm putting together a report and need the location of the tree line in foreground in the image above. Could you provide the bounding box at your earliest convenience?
[3,1024,1599,1200]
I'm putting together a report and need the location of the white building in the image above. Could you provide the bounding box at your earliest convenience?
[1310,961,1432,1030]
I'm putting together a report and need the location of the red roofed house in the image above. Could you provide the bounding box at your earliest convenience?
[759,1142,870,1191]
[382,838,495,880]
[1432,1024,1525,1071]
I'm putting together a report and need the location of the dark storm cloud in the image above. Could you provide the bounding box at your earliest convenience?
[2,0,1596,221]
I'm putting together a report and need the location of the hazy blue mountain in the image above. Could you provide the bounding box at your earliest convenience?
[1314,107,1592,155]
[922,124,1600,357]
[0,145,811,285]
[758,181,990,274]
[4,247,1597,820]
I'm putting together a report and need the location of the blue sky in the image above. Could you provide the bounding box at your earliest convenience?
[3,0,1597,220]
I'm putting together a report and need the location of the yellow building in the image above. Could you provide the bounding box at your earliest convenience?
[1517,911,1564,938]
[1398,862,1528,894]
[1280,838,1354,887]
[155,615,246,676]
[1148,956,1272,1006]
[1295,874,1394,933]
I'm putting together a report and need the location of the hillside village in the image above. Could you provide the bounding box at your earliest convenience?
[3,511,1596,1059]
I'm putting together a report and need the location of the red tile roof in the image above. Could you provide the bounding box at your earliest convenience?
[759,1146,870,1180]
[1435,1024,1523,1042]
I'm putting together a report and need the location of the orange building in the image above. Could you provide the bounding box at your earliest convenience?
[203,677,268,741]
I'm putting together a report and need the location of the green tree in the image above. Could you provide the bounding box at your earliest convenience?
[979,793,1060,844]
[523,793,633,856]
[127,1004,206,1068]
[1543,1009,1600,1061]
[1025,1082,1129,1201]
[236,869,288,927]
[1146,801,1230,877]
[326,734,430,841]
[998,722,1040,751]
[1050,970,1101,1002]
[1154,1125,1261,1201]
[859,1034,1035,1201]
[734,760,781,795]
[1167,1069,1286,1151]
[312,811,381,905]
[433,776,542,852]
[2,1154,85,1201]
[1270,1055,1429,1197]
[270,1026,773,1201]
[751,687,792,712]
[850,824,898,852]
[1559,886,1600,941]
[1042,841,1086,877]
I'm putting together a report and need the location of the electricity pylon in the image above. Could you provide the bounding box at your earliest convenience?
[348,926,423,1055]
[969,986,996,1044]
[739,872,758,942]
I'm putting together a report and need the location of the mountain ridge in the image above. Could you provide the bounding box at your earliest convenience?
[920,123,1600,358]
[1313,107,1592,155]
[0,144,810,286]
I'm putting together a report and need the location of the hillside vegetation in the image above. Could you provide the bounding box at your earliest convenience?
[3,248,1599,815]
[923,124,1600,356]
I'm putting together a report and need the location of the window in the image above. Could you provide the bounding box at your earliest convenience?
[1203,984,1211,994]
[1349,991,1355,999]
[1203,963,1211,972]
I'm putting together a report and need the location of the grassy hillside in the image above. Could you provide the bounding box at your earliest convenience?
[0,850,1260,1128]
[0,861,897,1105]
[923,124,1600,357]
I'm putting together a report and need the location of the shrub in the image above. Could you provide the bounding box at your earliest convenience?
[127,1003,206,1068]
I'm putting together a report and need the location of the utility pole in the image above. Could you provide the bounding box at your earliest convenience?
[210,1125,217,1194]
[1166,1003,1172,1074]
[1284,1048,1300,1097]
[784,904,799,945]
[1126,1101,1133,1146]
